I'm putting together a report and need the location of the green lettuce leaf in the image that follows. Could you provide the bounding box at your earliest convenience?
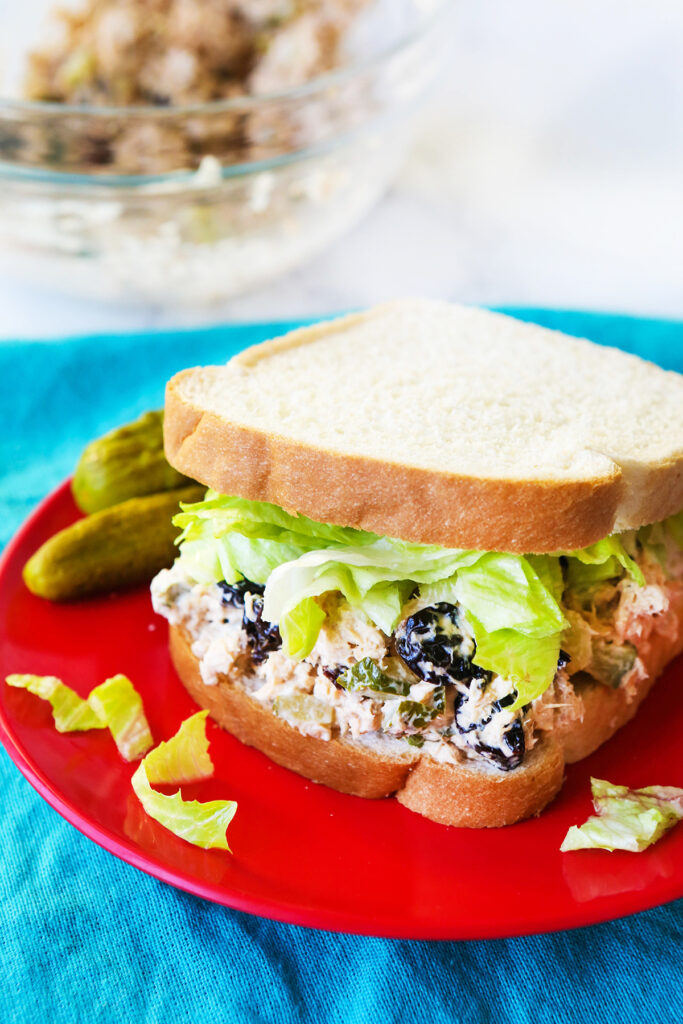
[5,673,103,732]
[171,492,662,706]
[416,557,565,705]
[464,619,561,708]
[87,674,153,761]
[527,554,565,604]
[131,711,237,850]
[279,597,326,660]
[637,511,683,575]
[262,542,483,651]
[173,492,379,586]
[142,710,213,784]
[563,537,645,588]
[454,553,567,637]
[564,556,623,591]
[561,777,683,852]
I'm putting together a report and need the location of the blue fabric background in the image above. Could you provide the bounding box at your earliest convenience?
[1,309,681,1024]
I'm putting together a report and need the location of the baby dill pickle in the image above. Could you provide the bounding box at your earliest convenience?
[72,410,192,514]
[23,485,204,602]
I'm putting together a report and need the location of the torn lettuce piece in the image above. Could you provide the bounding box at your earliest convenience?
[563,537,645,588]
[139,710,212,784]
[564,555,624,592]
[526,554,565,604]
[169,492,663,708]
[591,778,683,815]
[88,674,153,761]
[279,597,326,660]
[132,769,237,851]
[465,618,561,710]
[173,491,379,587]
[131,711,236,851]
[561,777,683,852]
[454,553,567,638]
[5,673,103,732]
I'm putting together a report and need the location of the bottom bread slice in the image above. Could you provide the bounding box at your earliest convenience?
[168,581,683,828]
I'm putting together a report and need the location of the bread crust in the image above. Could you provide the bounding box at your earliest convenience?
[169,585,683,827]
[169,625,565,826]
[395,735,565,827]
[163,303,683,552]
[164,371,621,553]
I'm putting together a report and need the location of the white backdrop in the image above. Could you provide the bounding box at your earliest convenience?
[2,0,682,336]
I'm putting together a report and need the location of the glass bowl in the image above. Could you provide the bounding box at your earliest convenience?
[0,0,454,305]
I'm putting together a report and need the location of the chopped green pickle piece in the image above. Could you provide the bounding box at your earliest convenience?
[272,695,334,726]
[399,686,446,729]
[338,658,410,696]
[590,638,637,688]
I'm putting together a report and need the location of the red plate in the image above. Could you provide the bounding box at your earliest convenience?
[1,481,682,939]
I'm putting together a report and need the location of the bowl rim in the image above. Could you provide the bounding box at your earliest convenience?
[0,121,393,187]
[0,0,454,119]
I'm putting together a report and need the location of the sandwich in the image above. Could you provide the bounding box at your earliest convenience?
[151,300,683,827]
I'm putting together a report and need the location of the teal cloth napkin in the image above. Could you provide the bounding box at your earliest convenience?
[1,309,681,1024]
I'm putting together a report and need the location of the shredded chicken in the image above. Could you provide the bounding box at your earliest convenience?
[151,537,683,771]
[21,0,369,172]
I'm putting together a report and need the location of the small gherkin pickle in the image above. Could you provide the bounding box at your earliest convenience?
[23,485,204,602]
[71,410,192,514]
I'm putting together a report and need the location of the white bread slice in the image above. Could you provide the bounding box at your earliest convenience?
[168,580,683,827]
[164,300,683,553]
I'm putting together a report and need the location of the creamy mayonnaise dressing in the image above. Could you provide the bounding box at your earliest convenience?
[152,541,683,771]
[151,563,523,766]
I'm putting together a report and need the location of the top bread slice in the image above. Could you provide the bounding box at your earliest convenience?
[164,300,683,553]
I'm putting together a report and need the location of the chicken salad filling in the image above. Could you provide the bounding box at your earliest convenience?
[152,514,683,773]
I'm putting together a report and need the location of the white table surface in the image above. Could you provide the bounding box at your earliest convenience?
[2,0,682,338]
